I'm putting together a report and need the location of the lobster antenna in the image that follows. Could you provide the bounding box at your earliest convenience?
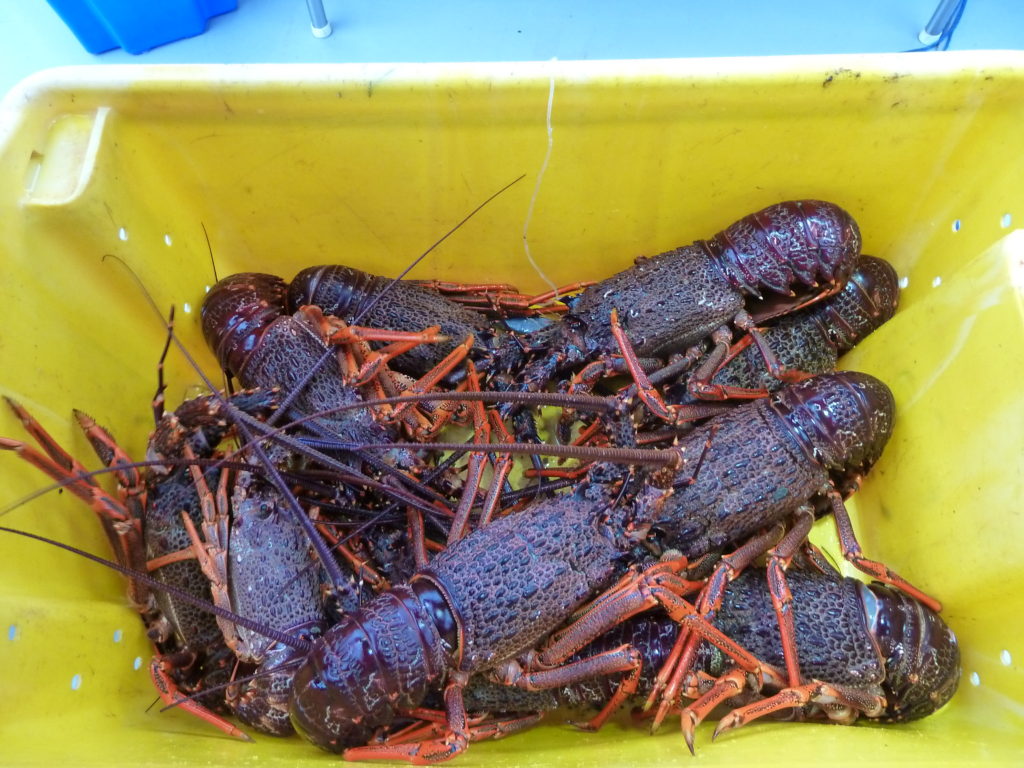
[273,175,527,425]
[497,476,576,505]
[227,389,618,463]
[219,404,449,518]
[0,451,275,518]
[200,221,219,284]
[198,221,234,396]
[99,254,367,597]
[0,525,311,654]
[152,305,175,424]
[352,174,526,325]
[102,254,175,327]
[306,440,682,468]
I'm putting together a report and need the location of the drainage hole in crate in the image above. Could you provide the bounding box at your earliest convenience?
[969,671,981,686]
[71,673,82,691]
[1001,213,1013,229]
[952,219,961,232]
[113,628,123,643]
[133,656,143,671]
[898,276,909,289]
[932,276,942,288]
[7,624,16,641]
[164,234,173,246]
[1001,650,1012,666]
[183,302,192,314]
[118,227,129,241]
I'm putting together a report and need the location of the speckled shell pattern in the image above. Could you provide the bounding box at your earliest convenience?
[421,492,628,672]
[652,372,894,558]
[673,255,899,400]
[653,394,829,558]
[288,264,500,379]
[228,472,324,663]
[568,245,745,359]
[556,200,861,363]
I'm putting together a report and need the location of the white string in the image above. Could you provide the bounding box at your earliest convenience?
[521,60,560,296]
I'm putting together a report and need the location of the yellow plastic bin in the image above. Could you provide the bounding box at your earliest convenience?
[0,56,1021,765]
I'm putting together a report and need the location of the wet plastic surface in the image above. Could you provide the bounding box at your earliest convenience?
[0,55,1022,765]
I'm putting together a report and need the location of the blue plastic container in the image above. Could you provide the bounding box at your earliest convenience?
[46,0,238,55]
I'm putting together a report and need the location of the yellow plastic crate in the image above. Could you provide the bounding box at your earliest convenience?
[1,55,1022,766]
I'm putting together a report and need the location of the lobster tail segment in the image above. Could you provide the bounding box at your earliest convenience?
[860,582,961,721]
[201,273,290,375]
[825,255,900,354]
[709,200,861,299]
[290,584,451,753]
[288,265,382,319]
[771,371,895,474]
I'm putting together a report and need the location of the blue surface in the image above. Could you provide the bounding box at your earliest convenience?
[45,0,237,55]
[2,1,1023,97]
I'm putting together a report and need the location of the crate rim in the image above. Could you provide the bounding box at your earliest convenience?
[5,49,1024,104]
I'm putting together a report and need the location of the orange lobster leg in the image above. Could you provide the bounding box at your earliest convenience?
[149,659,253,742]
[476,411,514,529]
[344,674,472,764]
[520,280,596,307]
[687,325,812,402]
[446,364,491,545]
[498,643,643,733]
[826,488,942,612]
[1,400,252,742]
[382,709,543,746]
[645,524,785,729]
[608,308,675,422]
[713,679,885,740]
